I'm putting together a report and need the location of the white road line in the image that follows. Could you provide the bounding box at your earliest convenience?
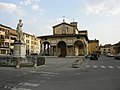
[12,87,31,90]
[41,72,59,75]
[40,80,46,83]
[17,75,21,77]
[116,66,120,69]
[101,65,106,69]
[86,65,90,68]
[41,74,55,77]
[23,73,27,75]
[19,82,39,87]
[76,73,81,75]
[108,66,114,69]
[29,71,59,75]
[93,65,97,68]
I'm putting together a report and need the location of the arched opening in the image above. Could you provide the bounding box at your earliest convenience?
[42,41,50,56]
[74,40,84,56]
[57,41,67,57]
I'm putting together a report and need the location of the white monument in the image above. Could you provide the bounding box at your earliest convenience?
[13,19,26,68]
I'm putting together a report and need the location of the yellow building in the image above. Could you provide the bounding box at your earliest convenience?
[0,24,40,55]
[0,24,17,54]
[24,33,40,55]
[88,39,99,54]
[38,20,89,57]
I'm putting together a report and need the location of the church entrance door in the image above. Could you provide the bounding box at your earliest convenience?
[57,41,67,57]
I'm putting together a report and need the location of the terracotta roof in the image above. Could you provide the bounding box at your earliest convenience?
[0,24,12,29]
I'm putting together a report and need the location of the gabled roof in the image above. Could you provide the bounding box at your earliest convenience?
[52,22,73,28]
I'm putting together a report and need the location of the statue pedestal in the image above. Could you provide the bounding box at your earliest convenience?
[13,41,26,68]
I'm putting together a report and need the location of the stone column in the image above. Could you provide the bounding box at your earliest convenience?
[43,43,46,55]
[47,44,49,55]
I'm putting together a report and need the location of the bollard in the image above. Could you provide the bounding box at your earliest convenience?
[33,56,37,68]
[16,57,20,69]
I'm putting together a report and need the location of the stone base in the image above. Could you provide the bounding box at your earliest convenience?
[16,64,20,69]
[13,41,26,58]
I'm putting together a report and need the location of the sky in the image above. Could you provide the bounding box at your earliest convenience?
[0,0,120,45]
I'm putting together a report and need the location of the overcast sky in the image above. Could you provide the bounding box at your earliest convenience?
[0,0,120,45]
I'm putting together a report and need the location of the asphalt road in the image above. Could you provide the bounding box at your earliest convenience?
[0,55,120,90]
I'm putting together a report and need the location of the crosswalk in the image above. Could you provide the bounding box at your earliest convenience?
[85,65,120,69]
[10,71,59,90]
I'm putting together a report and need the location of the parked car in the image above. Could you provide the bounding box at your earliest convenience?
[106,53,114,57]
[114,53,120,60]
[90,53,98,60]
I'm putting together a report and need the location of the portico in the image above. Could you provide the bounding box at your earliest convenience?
[38,20,88,57]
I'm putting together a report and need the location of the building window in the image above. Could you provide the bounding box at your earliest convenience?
[1,50,6,54]
[104,49,106,51]
[26,45,29,49]
[26,40,29,44]
[26,35,29,38]
[31,46,33,49]
[31,41,34,44]
[34,42,36,45]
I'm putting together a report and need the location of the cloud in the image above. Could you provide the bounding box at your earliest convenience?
[20,0,43,12]
[20,0,40,5]
[0,2,25,16]
[32,4,39,10]
[84,0,120,16]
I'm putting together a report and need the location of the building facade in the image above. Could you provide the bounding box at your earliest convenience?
[38,20,89,57]
[99,42,120,55]
[24,33,40,55]
[88,39,99,54]
[0,24,40,55]
[99,44,111,54]
[110,42,120,54]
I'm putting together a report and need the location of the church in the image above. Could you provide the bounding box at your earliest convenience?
[38,20,89,57]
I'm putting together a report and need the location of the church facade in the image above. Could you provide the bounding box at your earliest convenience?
[38,20,89,57]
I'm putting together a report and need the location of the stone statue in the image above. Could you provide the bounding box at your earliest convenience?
[16,19,24,42]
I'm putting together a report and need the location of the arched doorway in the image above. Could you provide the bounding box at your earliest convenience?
[74,40,84,56]
[42,41,50,56]
[57,41,67,57]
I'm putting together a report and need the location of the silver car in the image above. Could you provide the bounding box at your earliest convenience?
[114,53,120,60]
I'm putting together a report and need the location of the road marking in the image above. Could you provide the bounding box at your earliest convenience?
[17,75,21,77]
[23,73,27,75]
[4,86,8,88]
[12,87,31,90]
[116,66,120,69]
[47,77,51,79]
[41,74,55,77]
[108,66,114,69]
[101,65,106,69]
[85,65,120,69]
[19,82,39,87]
[41,71,59,75]
[76,73,81,75]
[93,65,97,68]
[86,65,90,68]
[40,80,46,83]
[29,71,59,75]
